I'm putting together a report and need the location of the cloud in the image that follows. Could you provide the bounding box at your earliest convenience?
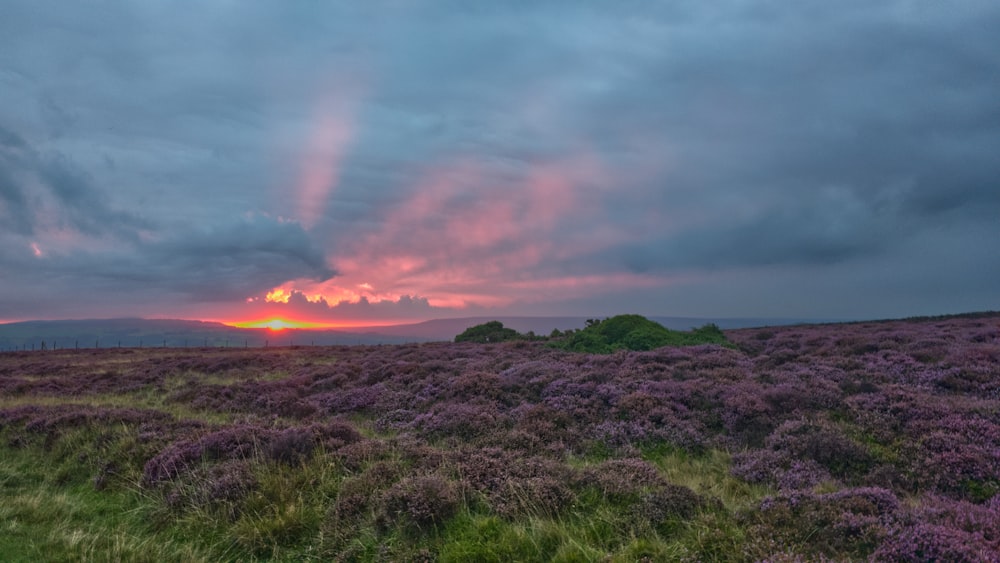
[243,289,439,323]
[81,214,336,300]
[1,1,998,321]
[0,125,148,238]
[0,214,335,319]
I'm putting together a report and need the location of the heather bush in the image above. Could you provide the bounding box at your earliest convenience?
[314,419,363,450]
[143,425,271,484]
[909,495,1000,552]
[719,381,778,446]
[329,458,408,536]
[573,456,709,536]
[160,459,258,521]
[765,418,874,480]
[412,401,511,441]
[266,427,316,466]
[334,439,389,473]
[731,449,834,492]
[377,473,461,531]
[746,487,900,559]
[631,484,708,531]
[511,403,576,446]
[873,523,999,562]
[577,458,664,494]
[458,448,577,518]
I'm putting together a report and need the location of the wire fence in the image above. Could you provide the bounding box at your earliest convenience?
[0,335,418,353]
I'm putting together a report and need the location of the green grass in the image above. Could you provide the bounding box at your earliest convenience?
[0,447,221,563]
[1,433,765,562]
[434,499,750,562]
[640,446,770,511]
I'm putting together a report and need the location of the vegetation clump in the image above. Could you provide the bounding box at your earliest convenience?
[454,320,522,343]
[551,314,730,353]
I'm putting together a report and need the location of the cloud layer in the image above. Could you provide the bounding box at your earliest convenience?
[2,1,998,323]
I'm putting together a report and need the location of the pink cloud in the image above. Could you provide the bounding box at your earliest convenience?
[240,139,687,323]
[295,83,364,230]
[267,149,659,314]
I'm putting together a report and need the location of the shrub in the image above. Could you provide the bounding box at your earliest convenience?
[765,419,874,480]
[378,474,460,530]
[550,315,730,353]
[161,460,258,521]
[459,448,576,518]
[455,321,522,343]
[266,428,316,466]
[730,449,832,491]
[577,458,666,500]
[747,487,900,559]
[143,426,269,485]
[873,523,997,562]
[634,484,707,525]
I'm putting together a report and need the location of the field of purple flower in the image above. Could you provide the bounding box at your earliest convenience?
[1,314,998,561]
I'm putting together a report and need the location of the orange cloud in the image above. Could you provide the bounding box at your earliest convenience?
[265,288,291,303]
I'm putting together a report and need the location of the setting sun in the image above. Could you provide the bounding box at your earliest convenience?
[228,318,334,330]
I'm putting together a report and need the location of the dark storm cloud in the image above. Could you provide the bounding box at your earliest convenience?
[0,126,37,235]
[0,214,335,319]
[0,125,147,237]
[139,215,336,300]
[71,215,334,299]
[1,0,998,320]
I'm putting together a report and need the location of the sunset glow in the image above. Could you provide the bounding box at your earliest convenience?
[229,318,334,330]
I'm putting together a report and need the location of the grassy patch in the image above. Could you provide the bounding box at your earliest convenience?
[0,446,222,563]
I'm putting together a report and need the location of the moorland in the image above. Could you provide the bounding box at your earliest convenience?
[1,313,998,561]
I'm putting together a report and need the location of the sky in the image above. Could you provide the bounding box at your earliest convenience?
[1,1,999,326]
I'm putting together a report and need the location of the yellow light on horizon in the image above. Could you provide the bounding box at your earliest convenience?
[229,318,329,330]
[226,317,410,330]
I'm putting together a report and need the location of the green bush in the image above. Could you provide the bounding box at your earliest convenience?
[551,315,729,353]
[454,321,522,343]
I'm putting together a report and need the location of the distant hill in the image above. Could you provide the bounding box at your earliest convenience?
[0,318,431,351]
[359,316,838,341]
[0,315,839,351]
